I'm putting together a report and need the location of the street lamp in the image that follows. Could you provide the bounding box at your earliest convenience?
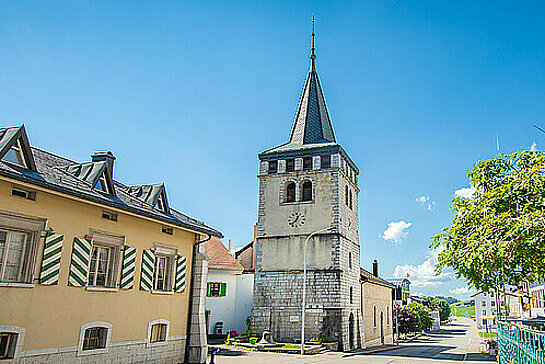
[301,226,335,355]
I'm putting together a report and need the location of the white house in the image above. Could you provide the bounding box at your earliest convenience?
[205,237,254,336]
[472,292,502,330]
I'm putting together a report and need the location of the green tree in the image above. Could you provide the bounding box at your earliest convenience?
[408,302,432,331]
[394,306,419,337]
[424,297,451,321]
[432,151,545,295]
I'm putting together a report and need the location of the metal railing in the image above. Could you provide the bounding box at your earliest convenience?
[498,321,545,363]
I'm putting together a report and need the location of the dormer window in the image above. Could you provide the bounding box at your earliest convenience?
[4,141,25,167]
[0,125,37,171]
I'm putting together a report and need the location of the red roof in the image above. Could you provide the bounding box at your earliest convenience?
[205,237,244,271]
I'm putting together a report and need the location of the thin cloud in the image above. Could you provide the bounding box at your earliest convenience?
[416,195,436,211]
[393,249,453,287]
[454,187,475,199]
[531,141,538,151]
[381,221,412,243]
[450,286,477,296]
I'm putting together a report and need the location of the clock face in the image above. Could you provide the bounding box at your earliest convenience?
[288,212,305,227]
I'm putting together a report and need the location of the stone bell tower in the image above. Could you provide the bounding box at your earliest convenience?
[252,22,363,351]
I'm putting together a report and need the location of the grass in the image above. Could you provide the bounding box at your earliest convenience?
[451,305,476,317]
[281,343,301,349]
[478,332,497,339]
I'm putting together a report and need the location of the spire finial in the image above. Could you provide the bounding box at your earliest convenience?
[310,15,316,69]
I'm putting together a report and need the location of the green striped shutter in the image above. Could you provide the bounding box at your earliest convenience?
[206,282,211,296]
[140,249,155,291]
[120,246,136,289]
[39,233,64,285]
[175,255,186,293]
[68,237,92,287]
[220,282,227,297]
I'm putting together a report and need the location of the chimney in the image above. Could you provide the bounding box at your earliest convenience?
[92,151,115,179]
[372,259,379,277]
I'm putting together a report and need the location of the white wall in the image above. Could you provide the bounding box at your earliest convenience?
[206,271,254,335]
[206,271,238,335]
[474,293,498,329]
[233,273,254,334]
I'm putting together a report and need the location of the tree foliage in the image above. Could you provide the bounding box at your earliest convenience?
[432,151,545,292]
[424,297,451,321]
[408,302,432,331]
[394,306,419,335]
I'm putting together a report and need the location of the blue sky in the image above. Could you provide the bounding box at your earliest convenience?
[2,1,544,299]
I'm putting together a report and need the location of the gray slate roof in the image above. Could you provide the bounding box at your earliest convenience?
[0,126,221,237]
[261,46,337,156]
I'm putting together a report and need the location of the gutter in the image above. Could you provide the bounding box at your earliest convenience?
[185,233,212,363]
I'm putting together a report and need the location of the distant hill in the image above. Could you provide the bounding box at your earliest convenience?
[434,296,460,304]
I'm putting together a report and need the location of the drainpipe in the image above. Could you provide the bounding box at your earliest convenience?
[185,233,212,364]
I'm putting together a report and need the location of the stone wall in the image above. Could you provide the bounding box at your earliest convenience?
[17,338,186,364]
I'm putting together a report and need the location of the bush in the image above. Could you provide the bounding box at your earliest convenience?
[408,302,432,331]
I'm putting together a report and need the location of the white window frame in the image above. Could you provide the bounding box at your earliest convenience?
[0,326,25,360]
[0,209,46,286]
[146,319,170,348]
[373,305,377,328]
[77,321,112,356]
[386,306,390,326]
[152,243,177,294]
[85,229,124,291]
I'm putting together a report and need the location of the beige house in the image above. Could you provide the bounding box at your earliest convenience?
[361,261,395,347]
[0,125,221,363]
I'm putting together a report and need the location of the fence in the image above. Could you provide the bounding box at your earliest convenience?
[497,321,545,363]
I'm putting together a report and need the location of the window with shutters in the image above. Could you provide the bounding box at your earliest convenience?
[86,230,124,289]
[207,282,226,297]
[88,246,113,287]
[0,230,30,283]
[0,211,45,286]
[153,255,173,292]
[0,332,18,359]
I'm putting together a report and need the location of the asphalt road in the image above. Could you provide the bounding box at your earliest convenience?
[209,317,496,364]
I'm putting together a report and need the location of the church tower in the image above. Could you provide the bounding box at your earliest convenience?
[252,22,363,351]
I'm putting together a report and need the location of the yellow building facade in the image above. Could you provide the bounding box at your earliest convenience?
[0,125,220,363]
[360,262,395,348]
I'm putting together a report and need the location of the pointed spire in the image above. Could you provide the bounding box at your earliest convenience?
[288,17,336,145]
[311,15,316,71]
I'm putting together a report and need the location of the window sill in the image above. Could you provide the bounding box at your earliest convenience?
[0,282,35,288]
[77,348,108,356]
[152,290,174,295]
[280,200,314,205]
[86,286,118,292]
[146,340,169,348]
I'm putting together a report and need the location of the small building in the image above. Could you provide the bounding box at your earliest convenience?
[387,277,411,307]
[529,281,545,318]
[360,260,395,347]
[0,125,221,363]
[472,292,499,330]
[205,237,253,337]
